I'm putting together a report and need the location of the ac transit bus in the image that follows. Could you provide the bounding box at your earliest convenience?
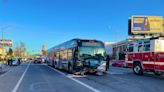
[47,38,107,74]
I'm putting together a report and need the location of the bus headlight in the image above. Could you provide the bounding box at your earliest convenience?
[76,60,82,66]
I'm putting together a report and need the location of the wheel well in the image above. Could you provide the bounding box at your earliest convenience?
[68,62,71,67]
[133,61,141,65]
[133,61,143,69]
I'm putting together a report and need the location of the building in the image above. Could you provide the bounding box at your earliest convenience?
[104,42,114,55]
[0,48,7,60]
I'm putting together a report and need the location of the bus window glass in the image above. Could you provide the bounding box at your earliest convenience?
[63,50,67,60]
[79,47,105,60]
[68,49,73,60]
[56,52,60,60]
[60,50,64,60]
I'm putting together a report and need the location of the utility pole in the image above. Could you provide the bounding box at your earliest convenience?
[1,28,5,61]
[108,25,120,60]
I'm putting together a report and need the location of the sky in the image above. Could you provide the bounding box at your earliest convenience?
[0,0,164,54]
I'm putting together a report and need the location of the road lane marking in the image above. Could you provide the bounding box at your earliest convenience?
[48,66,65,76]
[47,66,101,92]
[67,76,101,92]
[12,62,31,92]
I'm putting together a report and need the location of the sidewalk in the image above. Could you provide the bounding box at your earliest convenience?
[0,63,12,75]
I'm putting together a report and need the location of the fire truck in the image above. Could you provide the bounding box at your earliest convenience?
[126,36,164,75]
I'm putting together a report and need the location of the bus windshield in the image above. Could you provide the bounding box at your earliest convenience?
[79,47,106,60]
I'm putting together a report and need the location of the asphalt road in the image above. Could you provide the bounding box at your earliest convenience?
[0,62,164,92]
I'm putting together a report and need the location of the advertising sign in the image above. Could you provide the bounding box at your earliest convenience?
[130,16,163,35]
[0,39,12,47]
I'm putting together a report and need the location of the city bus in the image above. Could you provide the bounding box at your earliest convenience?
[47,38,107,74]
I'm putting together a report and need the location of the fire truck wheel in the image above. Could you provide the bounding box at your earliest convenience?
[133,62,143,75]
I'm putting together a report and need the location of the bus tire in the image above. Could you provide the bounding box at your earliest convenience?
[133,62,143,75]
[54,61,57,68]
[47,61,50,66]
[52,61,55,68]
[68,64,74,74]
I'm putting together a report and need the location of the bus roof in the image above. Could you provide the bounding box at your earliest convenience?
[47,38,104,53]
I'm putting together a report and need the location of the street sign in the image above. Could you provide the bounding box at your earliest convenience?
[0,39,12,47]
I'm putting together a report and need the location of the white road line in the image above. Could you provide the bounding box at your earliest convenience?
[47,66,101,92]
[12,62,31,92]
[67,76,101,92]
[48,66,65,76]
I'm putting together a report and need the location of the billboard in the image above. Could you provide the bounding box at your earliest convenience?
[130,16,163,35]
[0,39,12,47]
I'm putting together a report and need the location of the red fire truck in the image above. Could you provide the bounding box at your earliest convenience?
[126,36,164,75]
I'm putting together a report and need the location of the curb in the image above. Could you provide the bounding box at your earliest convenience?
[0,63,11,73]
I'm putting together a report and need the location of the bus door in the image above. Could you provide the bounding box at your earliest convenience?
[62,50,68,69]
[56,51,60,68]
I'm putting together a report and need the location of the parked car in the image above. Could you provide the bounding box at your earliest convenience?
[34,58,42,64]
[28,58,33,61]
[111,60,125,67]
[12,58,21,66]
[21,58,27,62]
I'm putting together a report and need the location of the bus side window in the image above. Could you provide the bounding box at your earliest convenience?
[60,50,64,61]
[63,50,68,60]
[68,49,73,60]
[54,53,57,60]
[56,52,60,60]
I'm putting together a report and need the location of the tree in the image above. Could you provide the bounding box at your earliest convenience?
[7,48,13,58]
[42,44,46,56]
[7,48,14,58]
[14,42,27,58]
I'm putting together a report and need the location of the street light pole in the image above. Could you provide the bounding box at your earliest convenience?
[108,25,120,60]
[0,25,11,63]
[0,28,5,63]
[2,30,4,52]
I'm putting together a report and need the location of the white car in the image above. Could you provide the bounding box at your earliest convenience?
[12,58,20,66]
[96,61,107,75]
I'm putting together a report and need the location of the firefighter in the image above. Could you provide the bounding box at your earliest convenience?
[106,55,110,71]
